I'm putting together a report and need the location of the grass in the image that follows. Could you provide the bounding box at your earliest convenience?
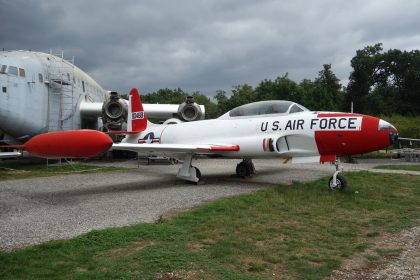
[354,151,394,159]
[0,172,419,279]
[374,164,420,172]
[0,159,122,181]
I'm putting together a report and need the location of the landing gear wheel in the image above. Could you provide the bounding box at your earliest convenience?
[236,159,255,178]
[193,166,201,181]
[236,162,249,178]
[328,175,347,191]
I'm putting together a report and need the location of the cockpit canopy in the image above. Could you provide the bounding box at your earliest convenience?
[219,100,309,119]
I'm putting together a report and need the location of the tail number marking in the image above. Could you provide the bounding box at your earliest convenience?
[132,111,144,120]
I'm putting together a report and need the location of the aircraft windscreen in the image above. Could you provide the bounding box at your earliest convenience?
[229,100,305,117]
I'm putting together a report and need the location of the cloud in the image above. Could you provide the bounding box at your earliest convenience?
[1,0,419,96]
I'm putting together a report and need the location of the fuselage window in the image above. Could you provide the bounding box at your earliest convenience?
[38,73,43,82]
[8,66,18,76]
[0,65,6,74]
[82,81,85,92]
[19,68,26,77]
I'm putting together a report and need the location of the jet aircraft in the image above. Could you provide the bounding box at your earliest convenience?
[22,88,399,190]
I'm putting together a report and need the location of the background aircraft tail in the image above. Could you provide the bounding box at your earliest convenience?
[127,88,147,133]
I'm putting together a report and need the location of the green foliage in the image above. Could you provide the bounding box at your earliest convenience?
[374,165,420,172]
[191,91,219,119]
[346,43,420,115]
[300,64,344,111]
[255,74,301,102]
[213,66,345,116]
[141,88,187,104]
[380,114,420,139]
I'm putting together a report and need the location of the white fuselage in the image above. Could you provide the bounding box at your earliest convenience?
[0,50,108,142]
[123,106,393,163]
[125,111,359,159]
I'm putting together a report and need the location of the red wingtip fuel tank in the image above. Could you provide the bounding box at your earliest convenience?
[24,130,113,158]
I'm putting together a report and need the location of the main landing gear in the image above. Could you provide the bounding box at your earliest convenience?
[328,159,347,191]
[176,154,201,183]
[236,159,255,178]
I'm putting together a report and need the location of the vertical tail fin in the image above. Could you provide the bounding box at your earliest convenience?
[127,88,147,133]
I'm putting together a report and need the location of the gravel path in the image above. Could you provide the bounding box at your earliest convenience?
[0,158,330,251]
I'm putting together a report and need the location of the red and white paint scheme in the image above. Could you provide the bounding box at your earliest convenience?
[24,88,398,190]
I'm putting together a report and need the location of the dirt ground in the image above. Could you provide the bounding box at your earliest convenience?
[326,224,419,280]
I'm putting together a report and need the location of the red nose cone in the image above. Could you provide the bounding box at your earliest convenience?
[24,130,113,158]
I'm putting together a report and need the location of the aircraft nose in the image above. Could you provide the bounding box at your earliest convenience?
[378,119,398,145]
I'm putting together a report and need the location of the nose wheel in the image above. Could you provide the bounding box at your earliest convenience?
[329,159,347,191]
[236,159,255,178]
[329,174,347,191]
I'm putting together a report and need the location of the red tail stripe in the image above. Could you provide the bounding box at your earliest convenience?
[129,88,147,132]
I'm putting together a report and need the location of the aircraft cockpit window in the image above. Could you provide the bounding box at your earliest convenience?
[289,104,304,114]
[0,65,6,74]
[8,66,18,76]
[229,100,297,117]
[38,73,43,82]
[19,68,26,77]
[82,81,85,92]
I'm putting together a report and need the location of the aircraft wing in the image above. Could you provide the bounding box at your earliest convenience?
[399,137,420,142]
[112,143,240,154]
[0,152,21,159]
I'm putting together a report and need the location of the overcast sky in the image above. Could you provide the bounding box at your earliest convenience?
[1,0,419,97]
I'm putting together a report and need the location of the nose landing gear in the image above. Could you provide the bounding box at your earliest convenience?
[329,159,347,191]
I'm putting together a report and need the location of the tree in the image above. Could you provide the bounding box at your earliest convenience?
[214,90,229,116]
[313,64,343,111]
[347,43,420,115]
[141,88,187,104]
[227,84,255,110]
[191,91,219,119]
[254,73,301,103]
[346,43,383,113]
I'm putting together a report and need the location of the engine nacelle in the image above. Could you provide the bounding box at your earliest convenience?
[163,118,183,125]
[102,92,128,131]
[177,96,204,122]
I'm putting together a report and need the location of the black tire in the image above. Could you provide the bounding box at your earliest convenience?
[193,166,201,181]
[328,175,347,191]
[236,162,248,178]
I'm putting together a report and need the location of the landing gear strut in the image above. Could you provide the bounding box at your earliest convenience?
[176,154,201,183]
[236,159,255,178]
[328,159,347,191]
